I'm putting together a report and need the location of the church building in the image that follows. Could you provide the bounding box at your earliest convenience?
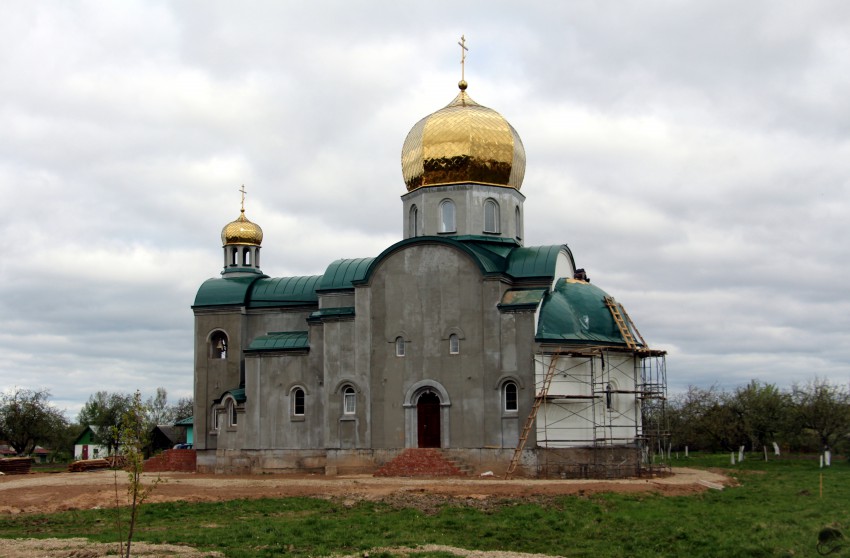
[192,70,669,478]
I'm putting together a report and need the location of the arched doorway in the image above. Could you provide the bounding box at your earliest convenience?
[417,392,441,448]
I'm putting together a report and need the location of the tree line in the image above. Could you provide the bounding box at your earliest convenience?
[0,387,192,460]
[667,378,850,455]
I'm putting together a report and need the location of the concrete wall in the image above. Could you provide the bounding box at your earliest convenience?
[364,242,514,450]
[401,183,526,241]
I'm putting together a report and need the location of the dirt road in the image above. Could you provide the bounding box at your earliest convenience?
[0,467,729,515]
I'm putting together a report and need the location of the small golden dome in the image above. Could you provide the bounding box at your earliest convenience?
[221,209,263,246]
[401,83,526,191]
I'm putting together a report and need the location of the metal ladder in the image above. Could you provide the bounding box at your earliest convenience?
[505,351,560,479]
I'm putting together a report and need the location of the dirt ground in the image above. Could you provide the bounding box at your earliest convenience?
[0,468,730,557]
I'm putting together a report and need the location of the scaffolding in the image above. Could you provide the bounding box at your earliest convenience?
[506,297,670,479]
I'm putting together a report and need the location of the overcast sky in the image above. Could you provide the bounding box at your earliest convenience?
[2,1,849,419]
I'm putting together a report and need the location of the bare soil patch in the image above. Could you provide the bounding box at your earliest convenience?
[0,467,729,516]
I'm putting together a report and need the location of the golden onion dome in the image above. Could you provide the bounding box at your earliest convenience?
[221,209,263,246]
[401,81,526,191]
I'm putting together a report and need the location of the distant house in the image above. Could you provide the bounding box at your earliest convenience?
[148,424,187,455]
[174,416,193,446]
[0,442,51,462]
[73,426,109,460]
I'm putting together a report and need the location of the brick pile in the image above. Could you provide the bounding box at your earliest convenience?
[373,448,467,477]
[143,449,196,472]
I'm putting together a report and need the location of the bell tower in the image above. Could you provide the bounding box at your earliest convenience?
[399,37,526,243]
[221,185,264,276]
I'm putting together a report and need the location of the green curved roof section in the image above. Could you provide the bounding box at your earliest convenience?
[215,387,246,404]
[194,239,574,308]
[318,258,375,291]
[355,236,567,284]
[536,278,632,346]
[250,275,322,307]
[194,276,264,307]
[507,245,569,279]
[246,331,309,352]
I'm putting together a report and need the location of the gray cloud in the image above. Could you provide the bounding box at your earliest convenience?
[2,0,849,418]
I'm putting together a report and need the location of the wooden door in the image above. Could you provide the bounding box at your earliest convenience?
[417,392,441,448]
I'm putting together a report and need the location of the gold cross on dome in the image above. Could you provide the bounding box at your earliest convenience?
[239,184,247,211]
[458,35,468,81]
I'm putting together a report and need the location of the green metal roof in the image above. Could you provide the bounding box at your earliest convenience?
[174,416,193,426]
[506,245,565,279]
[194,240,571,309]
[308,307,355,322]
[215,388,246,404]
[318,258,375,291]
[246,331,309,352]
[193,276,263,307]
[249,275,321,307]
[536,278,629,346]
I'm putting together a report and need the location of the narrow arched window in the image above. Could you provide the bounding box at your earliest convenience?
[343,386,356,414]
[484,199,500,233]
[243,248,251,266]
[515,207,522,240]
[504,382,518,412]
[293,388,305,416]
[254,249,260,268]
[395,336,405,357]
[439,199,456,233]
[230,247,238,266]
[210,331,228,359]
[449,334,460,355]
[409,205,418,237]
[212,407,220,430]
[228,399,238,426]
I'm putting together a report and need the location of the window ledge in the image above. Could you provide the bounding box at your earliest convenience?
[291,416,305,422]
[339,415,357,421]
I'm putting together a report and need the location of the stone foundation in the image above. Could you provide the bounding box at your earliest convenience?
[536,446,642,479]
[195,446,642,478]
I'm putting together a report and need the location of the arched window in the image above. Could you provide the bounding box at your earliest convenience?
[212,407,220,431]
[230,247,238,266]
[243,248,251,266]
[449,334,460,355]
[293,388,305,416]
[227,399,238,426]
[504,382,518,412]
[343,386,356,414]
[439,199,456,233]
[515,207,522,240]
[409,205,418,237]
[395,336,405,357]
[484,199,500,233]
[210,331,228,359]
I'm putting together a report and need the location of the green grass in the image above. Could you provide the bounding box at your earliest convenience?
[2,456,849,557]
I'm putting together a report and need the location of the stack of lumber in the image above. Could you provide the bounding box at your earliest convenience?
[68,455,127,472]
[0,457,34,475]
